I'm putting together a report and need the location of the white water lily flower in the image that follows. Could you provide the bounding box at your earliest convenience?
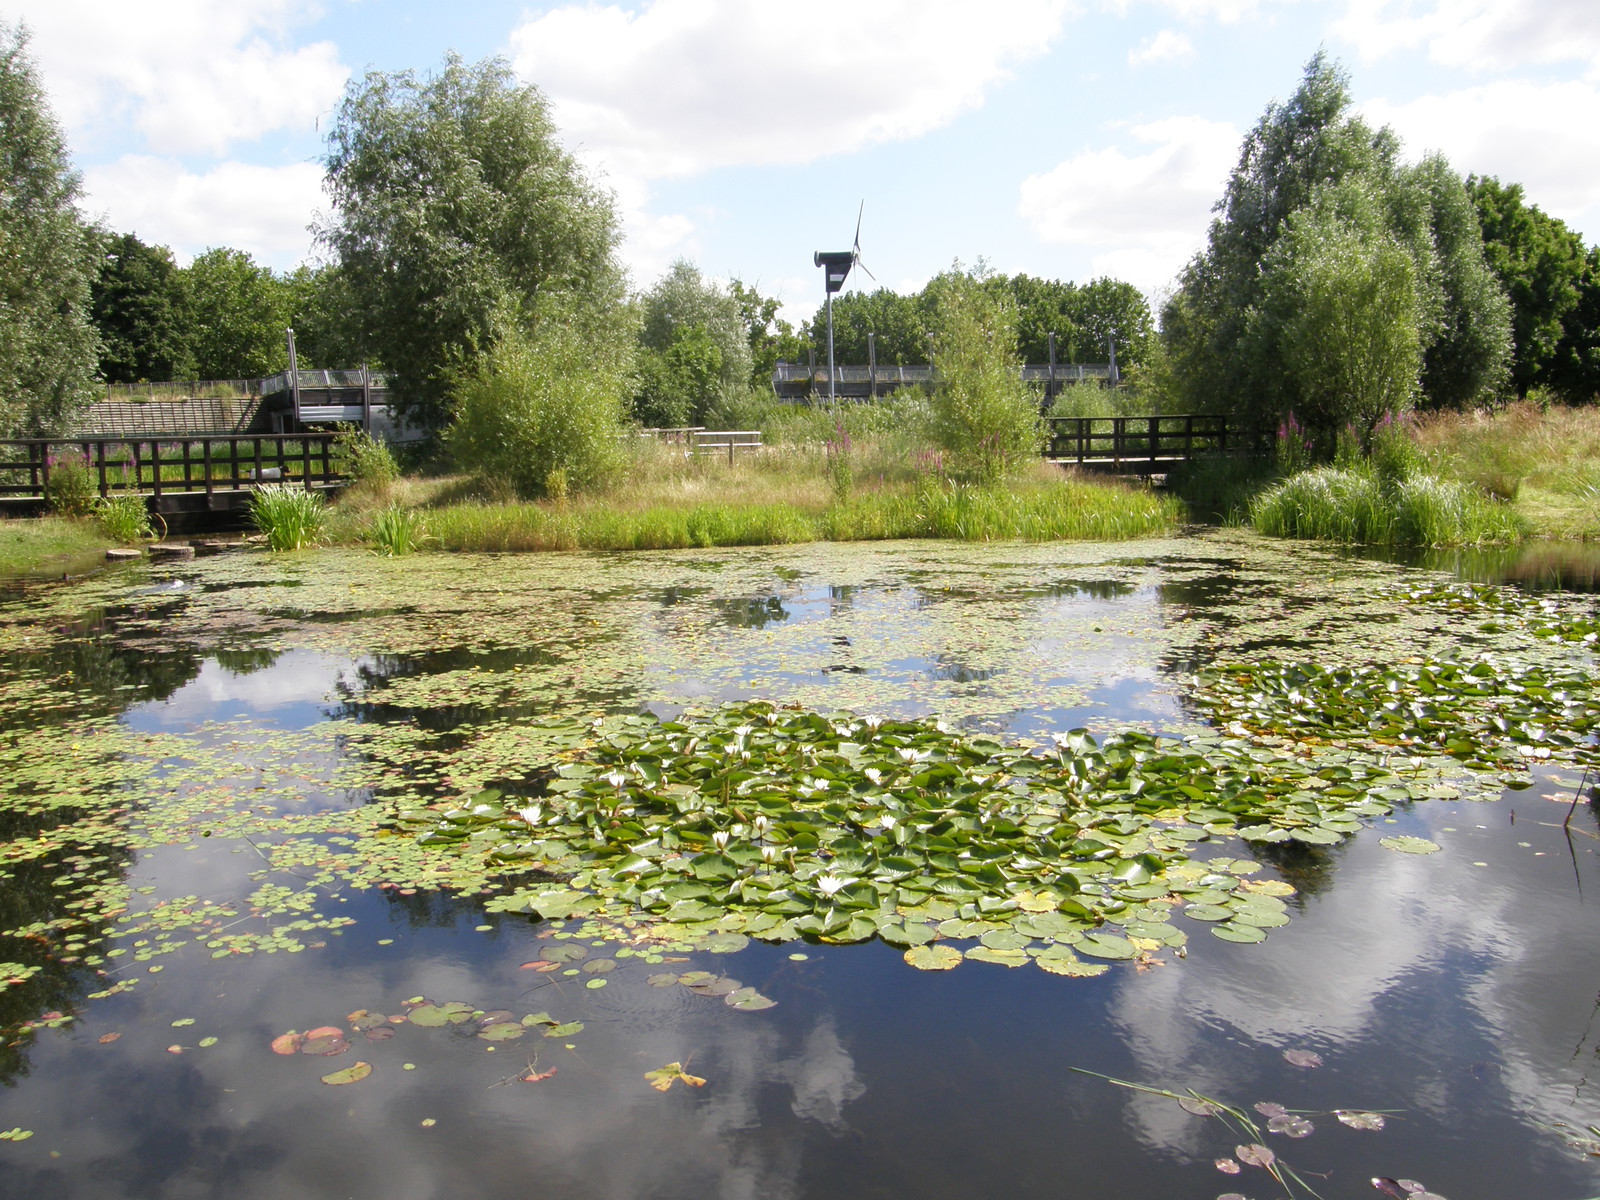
[864,768,883,785]
[760,845,779,864]
[517,805,544,825]
[752,815,771,837]
[604,771,627,789]
[711,830,731,851]
[815,874,851,896]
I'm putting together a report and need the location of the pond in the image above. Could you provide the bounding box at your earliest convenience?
[0,530,1597,1200]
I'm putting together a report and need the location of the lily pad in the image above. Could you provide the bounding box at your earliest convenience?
[1380,836,1441,855]
[320,1061,373,1086]
[904,944,963,971]
[725,987,777,1011]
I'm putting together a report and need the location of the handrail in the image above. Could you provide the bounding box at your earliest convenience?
[0,434,344,499]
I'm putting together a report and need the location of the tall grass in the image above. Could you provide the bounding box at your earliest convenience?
[421,471,1179,552]
[1250,465,1524,545]
[251,485,328,551]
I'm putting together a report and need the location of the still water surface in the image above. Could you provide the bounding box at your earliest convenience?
[0,531,1597,1199]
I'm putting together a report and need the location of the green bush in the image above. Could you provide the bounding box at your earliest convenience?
[926,272,1041,483]
[334,426,399,488]
[447,307,629,498]
[251,484,327,551]
[44,453,96,516]
[95,494,151,542]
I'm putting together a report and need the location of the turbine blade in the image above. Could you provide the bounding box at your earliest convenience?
[853,200,864,252]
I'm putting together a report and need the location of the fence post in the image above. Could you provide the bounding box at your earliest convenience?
[1149,416,1159,467]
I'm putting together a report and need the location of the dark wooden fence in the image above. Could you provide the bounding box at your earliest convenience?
[0,435,342,500]
[1044,415,1269,469]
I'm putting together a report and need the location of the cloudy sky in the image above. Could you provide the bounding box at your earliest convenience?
[12,0,1600,324]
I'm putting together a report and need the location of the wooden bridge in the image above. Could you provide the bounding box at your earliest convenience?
[1045,414,1268,474]
[0,434,345,519]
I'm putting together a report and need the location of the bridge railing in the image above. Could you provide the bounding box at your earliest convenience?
[1044,415,1271,465]
[0,435,344,500]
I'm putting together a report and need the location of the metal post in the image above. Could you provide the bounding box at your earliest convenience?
[1107,333,1119,387]
[806,344,817,403]
[826,293,836,404]
[362,362,372,433]
[286,328,301,430]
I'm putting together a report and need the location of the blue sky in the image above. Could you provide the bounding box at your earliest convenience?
[14,0,1600,326]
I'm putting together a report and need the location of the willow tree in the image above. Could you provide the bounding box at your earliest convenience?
[0,23,99,434]
[1163,52,1510,436]
[318,53,622,428]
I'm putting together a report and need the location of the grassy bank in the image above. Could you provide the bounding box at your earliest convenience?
[0,516,112,578]
[1413,402,1600,540]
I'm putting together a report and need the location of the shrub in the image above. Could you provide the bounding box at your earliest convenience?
[447,306,629,499]
[926,272,1041,483]
[334,426,399,489]
[44,453,96,516]
[251,484,327,551]
[95,494,151,542]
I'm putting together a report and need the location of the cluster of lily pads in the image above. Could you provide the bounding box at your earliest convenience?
[387,701,1453,972]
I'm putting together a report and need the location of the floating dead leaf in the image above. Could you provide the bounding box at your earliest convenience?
[1215,1157,1241,1174]
[270,1032,303,1056]
[1337,1110,1387,1131]
[522,1068,557,1083]
[97,1033,121,1045]
[645,1062,707,1092]
[1282,1048,1323,1068]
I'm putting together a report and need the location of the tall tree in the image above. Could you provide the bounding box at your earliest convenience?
[1164,52,1510,431]
[1466,175,1591,398]
[634,261,752,426]
[182,248,292,379]
[91,232,194,383]
[319,52,622,427]
[0,23,100,434]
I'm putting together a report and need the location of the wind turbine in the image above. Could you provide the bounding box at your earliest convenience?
[813,202,875,403]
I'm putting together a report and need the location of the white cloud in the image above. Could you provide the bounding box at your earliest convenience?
[80,157,323,269]
[1017,115,1240,290]
[1109,0,1276,25]
[13,0,347,155]
[1128,29,1195,65]
[510,0,1076,180]
[1363,79,1600,226]
[1334,0,1600,73]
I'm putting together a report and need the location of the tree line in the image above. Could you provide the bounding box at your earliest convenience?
[4,23,1599,455]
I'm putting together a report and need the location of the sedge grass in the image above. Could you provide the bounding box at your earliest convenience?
[251,485,329,551]
[1251,465,1524,546]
